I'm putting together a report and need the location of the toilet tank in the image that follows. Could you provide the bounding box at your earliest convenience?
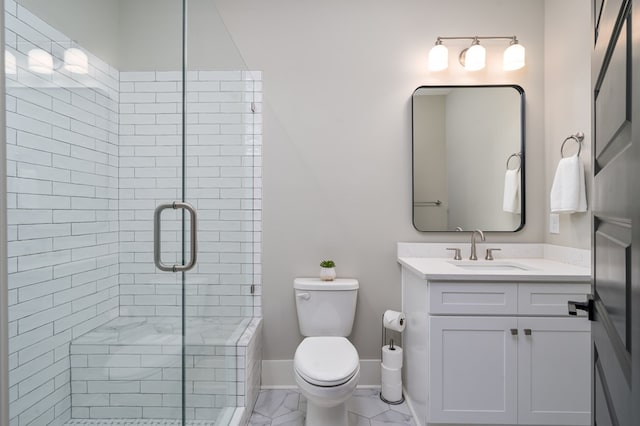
[294,278,359,337]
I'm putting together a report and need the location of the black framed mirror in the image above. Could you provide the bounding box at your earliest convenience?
[412,85,525,232]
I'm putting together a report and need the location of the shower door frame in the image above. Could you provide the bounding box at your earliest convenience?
[1,1,9,425]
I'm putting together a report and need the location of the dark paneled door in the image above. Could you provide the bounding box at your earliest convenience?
[591,0,640,425]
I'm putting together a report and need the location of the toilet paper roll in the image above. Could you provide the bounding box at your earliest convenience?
[383,310,406,332]
[382,345,403,369]
[381,380,403,403]
[381,363,402,386]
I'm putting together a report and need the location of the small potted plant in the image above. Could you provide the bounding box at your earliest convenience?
[319,260,336,281]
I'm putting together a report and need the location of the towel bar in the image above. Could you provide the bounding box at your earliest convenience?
[561,132,584,158]
[414,200,442,206]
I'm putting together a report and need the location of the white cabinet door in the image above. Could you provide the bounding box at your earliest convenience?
[429,316,518,424]
[518,317,591,425]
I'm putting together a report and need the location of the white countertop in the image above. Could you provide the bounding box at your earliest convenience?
[398,257,591,282]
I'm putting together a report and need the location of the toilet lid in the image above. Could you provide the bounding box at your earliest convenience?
[294,337,359,387]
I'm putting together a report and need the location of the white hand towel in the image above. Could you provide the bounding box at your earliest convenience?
[550,154,587,214]
[503,169,521,214]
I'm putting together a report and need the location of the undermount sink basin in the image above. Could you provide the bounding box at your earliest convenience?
[448,261,530,271]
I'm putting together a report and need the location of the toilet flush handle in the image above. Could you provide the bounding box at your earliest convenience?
[296,292,311,300]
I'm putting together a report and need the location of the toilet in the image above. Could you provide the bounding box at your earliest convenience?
[293,278,360,426]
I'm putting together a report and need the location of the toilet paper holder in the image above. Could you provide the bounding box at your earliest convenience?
[381,311,404,353]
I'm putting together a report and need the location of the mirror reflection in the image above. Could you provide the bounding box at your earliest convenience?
[412,85,525,232]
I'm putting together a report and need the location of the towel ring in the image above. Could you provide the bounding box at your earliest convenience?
[560,132,584,158]
[506,153,521,171]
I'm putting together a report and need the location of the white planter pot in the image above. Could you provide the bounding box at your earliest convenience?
[320,267,336,281]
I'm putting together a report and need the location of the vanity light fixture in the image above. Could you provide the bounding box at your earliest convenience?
[428,39,448,71]
[503,38,526,71]
[461,38,486,71]
[428,36,525,72]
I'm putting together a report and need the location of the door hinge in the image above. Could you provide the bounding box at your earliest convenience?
[250,102,256,113]
[250,284,255,294]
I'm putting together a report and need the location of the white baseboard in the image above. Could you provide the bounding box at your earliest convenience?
[403,388,422,426]
[262,359,382,388]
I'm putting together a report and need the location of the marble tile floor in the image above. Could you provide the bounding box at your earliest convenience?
[248,388,415,426]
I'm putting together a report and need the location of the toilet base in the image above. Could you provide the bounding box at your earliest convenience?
[306,400,348,426]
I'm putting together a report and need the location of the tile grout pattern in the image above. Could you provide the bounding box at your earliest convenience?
[248,389,415,426]
[6,1,121,424]
[117,70,262,320]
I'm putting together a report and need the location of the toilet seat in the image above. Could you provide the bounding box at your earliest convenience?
[294,336,359,387]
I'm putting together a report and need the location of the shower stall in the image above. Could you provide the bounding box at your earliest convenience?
[2,0,262,424]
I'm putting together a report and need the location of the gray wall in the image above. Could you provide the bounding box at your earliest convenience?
[544,0,591,249]
[17,0,120,66]
[15,0,592,361]
[213,0,548,360]
[17,0,245,71]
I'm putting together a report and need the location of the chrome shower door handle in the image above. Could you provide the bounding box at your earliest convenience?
[154,202,198,272]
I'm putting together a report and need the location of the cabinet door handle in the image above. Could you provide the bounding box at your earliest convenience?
[524,328,532,336]
[510,328,518,336]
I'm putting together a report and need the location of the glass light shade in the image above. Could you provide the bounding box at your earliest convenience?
[464,43,486,71]
[428,44,448,71]
[28,49,53,74]
[5,51,16,74]
[503,43,525,71]
[64,48,88,74]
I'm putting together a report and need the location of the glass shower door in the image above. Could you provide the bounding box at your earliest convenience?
[181,1,261,423]
[4,0,186,424]
[5,0,260,424]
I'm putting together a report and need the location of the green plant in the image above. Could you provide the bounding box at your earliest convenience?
[320,260,335,268]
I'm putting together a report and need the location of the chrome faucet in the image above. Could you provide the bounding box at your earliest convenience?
[470,229,485,260]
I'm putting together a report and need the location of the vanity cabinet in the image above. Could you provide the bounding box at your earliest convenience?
[429,316,591,425]
[402,270,592,426]
[516,317,591,425]
[429,316,518,424]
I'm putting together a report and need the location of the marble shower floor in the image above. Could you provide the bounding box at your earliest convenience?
[248,389,415,426]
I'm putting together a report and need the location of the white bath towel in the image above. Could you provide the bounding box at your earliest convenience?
[503,169,521,214]
[550,154,587,213]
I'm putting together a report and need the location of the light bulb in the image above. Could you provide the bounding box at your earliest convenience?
[503,42,525,71]
[5,51,16,74]
[428,43,448,71]
[64,48,88,74]
[464,43,486,71]
[28,49,53,74]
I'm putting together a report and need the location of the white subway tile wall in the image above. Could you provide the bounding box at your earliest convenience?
[118,70,262,319]
[6,2,119,425]
[5,1,263,425]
